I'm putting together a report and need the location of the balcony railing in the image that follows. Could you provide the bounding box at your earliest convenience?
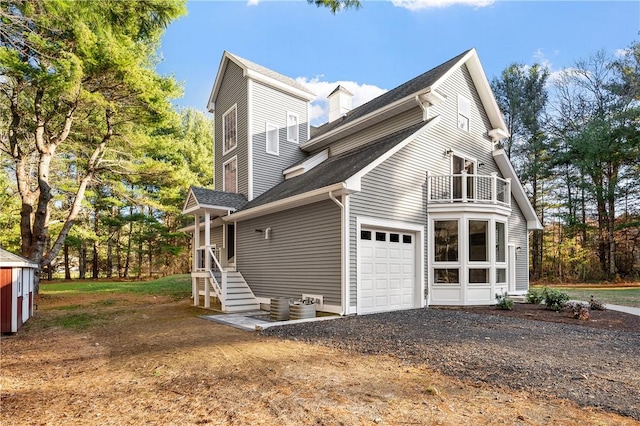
[427,172,511,207]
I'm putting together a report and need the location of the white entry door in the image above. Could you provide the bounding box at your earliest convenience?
[359,229,416,314]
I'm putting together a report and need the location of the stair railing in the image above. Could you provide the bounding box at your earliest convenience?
[206,246,227,309]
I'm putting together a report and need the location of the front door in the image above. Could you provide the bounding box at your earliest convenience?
[453,155,475,200]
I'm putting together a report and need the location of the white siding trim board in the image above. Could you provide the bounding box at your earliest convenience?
[247,79,254,200]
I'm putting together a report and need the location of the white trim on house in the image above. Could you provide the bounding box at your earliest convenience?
[283,149,329,179]
[222,104,238,156]
[223,156,238,194]
[492,149,542,230]
[286,111,299,143]
[356,216,425,314]
[265,122,279,155]
[224,183,358,223]
[208,52,315,112]
[247,79,254,200]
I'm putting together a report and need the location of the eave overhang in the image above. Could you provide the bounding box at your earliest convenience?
[493,149,543,230]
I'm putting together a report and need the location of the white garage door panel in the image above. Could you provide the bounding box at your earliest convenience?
[360,229,416,314]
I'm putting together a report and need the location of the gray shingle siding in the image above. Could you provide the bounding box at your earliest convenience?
[250,80,308,199]
[236,200,342,306]
[214,61,248,196]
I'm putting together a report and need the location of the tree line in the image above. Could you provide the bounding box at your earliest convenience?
[492,43,640,282]
[1,0,637,285]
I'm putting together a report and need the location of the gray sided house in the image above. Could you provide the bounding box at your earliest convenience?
[182,49,542,314]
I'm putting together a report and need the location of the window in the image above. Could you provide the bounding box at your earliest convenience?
[469,268,489,283]
[458,95,470,132]
[223,157,237,193]
[434,220,458,262]
[496,222,506,263]
[496,268,507,283]
[469,220,488,262]
[403,235,412,244]
[223,105,237,154]
[266,123,279,155]
[434,269,459,284]
[16,269,23,296]
[375,232,386,242]
[390,233,400,243]
[287,112,299,143]
[360,230,372,240]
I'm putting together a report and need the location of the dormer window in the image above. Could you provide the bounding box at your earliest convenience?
[223,104,237,154]
[287,112,299,143]
[458,95,470,132]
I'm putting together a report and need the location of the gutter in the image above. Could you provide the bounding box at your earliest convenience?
[224,182,353,222]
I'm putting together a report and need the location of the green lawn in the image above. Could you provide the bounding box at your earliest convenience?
[533,287,640,308]
[39,274,192,300]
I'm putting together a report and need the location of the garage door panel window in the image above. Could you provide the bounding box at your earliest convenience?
[361,230,372,240]
[376,232,386,242]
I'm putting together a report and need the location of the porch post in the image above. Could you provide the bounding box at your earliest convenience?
[491,172,497,204]
[505,178,512,207]
[193,215,200,271]
[192,277,198,306]
[461,171,467,202]
[204,212,211,271]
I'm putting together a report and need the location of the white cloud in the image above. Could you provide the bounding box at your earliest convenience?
[295,76,387,126]
[614,48,630,58]
[392,0,494,10]
[247,0,260,6]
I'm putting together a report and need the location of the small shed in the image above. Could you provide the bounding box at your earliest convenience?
[1,248,38,334]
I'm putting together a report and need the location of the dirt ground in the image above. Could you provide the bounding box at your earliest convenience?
[1,294,639,426]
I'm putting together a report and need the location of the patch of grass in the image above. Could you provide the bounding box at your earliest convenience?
[40,274,192,300]
[533,286,640,308]
[42,312,102,330]
[53,304,83,311]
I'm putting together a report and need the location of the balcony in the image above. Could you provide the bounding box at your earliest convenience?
[427,172,511,208]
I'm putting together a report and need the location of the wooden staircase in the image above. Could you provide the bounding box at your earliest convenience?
[209,269,260,313]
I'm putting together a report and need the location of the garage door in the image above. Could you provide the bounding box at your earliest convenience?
[359,228,416,314]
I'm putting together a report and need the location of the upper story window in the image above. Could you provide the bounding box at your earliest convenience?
[223,104,237,155]
[287,112,299,143]
[458,95,470,132]
[223,156,237,193]
[266,123,279,155]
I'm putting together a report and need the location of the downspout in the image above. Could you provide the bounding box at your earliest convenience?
[329,191,348,315]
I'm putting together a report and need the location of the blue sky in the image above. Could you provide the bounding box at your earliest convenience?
[157,0,639,125]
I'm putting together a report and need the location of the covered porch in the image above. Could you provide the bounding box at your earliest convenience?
[182,187,259,313]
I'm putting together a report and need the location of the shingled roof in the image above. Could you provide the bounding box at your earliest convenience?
[239,120,430,211]
[0,248,37,267]
[189,187,248,210]
[308,49,470,141]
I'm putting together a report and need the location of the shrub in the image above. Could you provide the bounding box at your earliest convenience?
[495,292,514,310]
[566,301,590,320]
[542,288,570,311]
[526,289,544,304]
[589,295,606,311]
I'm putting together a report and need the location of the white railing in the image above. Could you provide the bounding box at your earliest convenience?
[207,246,226,305]
[427,172,511,207]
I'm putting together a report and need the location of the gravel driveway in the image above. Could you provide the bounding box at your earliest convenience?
[263,308,640,420]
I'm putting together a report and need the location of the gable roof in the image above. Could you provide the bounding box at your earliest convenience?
[207,51,316,111]
[302,48,508,151]
[182,186,248,215]
[492,149,543,230]
[0,248,38,268]
[227,118,440,221]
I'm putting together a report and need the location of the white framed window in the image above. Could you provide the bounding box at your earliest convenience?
[266,122,279,155]
[458,94,470,132]
[222,104,237,155]
[223,156,237,193]
[286,112,299,143]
